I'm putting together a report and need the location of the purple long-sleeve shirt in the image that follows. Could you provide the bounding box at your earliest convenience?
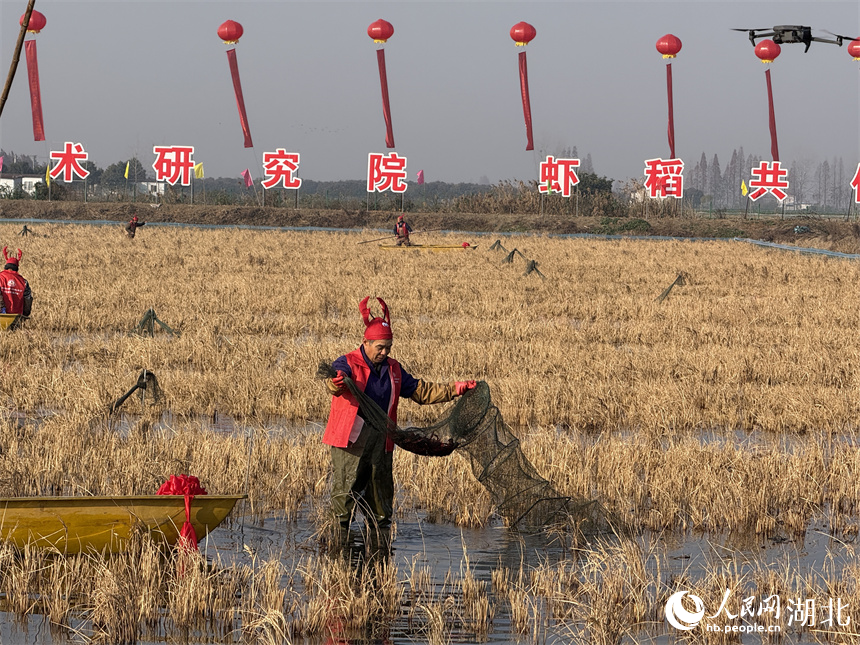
[332,345,419,411]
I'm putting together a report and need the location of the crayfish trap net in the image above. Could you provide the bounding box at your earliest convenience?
[318,364,614,532]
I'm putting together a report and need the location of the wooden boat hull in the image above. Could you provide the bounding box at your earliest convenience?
[0,314,20,330]
[379,244,478,252]
[0,495,244,554]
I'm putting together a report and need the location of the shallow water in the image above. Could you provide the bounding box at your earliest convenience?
[0,506,854,644]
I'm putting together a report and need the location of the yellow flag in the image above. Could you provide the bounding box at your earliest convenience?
[45,164,50,186]
[741,180,748,197]
[194,162,204,179]
[124,161,129,179]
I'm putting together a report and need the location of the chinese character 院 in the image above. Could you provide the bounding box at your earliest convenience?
[152,145,195,186]
[748,161,789,201]
[538,156,580,197]
[49,142,90,182]
[644,158,684,199]
[367,152,407,193]
[261,149,301,190]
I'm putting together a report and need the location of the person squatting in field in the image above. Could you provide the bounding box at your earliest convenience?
[0,247,32,317]
[323,296,475,536]
[393,215,412,246]
[125,215,145,239]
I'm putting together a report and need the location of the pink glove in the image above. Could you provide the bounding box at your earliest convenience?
[331,370,346,392]
[454,380,477,396]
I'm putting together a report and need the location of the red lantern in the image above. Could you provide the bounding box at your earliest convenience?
[510,21,536,46]
[656,34,682,58]
[19,10,46,34]
[848,38,860,60]
[368,19,394,44]
[754,39,781,63]
[217,20,244,44]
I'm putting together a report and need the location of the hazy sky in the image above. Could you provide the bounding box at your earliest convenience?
[0,0,858,184]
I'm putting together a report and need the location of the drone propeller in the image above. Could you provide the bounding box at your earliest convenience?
[731,28,772,47]
[823,30,860,46]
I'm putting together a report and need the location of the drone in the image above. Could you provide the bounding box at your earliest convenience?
[732,25,858,52]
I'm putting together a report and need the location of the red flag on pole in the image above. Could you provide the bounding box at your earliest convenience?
[226,49,253,148]
[24,41,45,142]
[242,168,253,187]
[416,169,424,185]
[765,68,779,162]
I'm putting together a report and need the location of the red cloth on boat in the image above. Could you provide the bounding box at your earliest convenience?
[157,475,208,551]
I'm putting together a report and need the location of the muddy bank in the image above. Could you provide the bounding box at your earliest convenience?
[3,200,860,252]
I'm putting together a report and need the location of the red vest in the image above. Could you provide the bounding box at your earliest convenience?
[0,270,27,314]
[395,222,409,237]
[323,348,401,452]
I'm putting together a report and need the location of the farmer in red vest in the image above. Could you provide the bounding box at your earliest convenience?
[125,214,145,239]
[0,247,32,317]
[393,215,412,246]
[323,296,475,533]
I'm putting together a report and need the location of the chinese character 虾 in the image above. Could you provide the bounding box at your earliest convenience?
[538,156,580,197]
[367,152,407,193]
[49,142,90,183]
[261,149,301,190]
[748,161,789,201]
[152,145,195,186]
[644,158,684,199]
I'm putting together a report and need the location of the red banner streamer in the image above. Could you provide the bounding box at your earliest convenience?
[376,49,394,149]
[765,68,779,162]
[518,51,534,151]
[226,48,253,149]
[666,63,675,159]
[24,40,44,142]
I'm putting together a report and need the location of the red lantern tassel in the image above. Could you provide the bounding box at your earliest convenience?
[765,68,779,162]
[226,48,253,148]
[666,63,675,159]
[518,51,534,151]
[178,492,199,551]
[376,49,395,148]
[24,41,44,142]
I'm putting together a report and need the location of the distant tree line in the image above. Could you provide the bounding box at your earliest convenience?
[684,148,853,214]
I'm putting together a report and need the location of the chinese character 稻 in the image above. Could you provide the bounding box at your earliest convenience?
[644,158,684,198]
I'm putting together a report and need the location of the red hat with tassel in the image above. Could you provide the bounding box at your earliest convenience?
[360,296,393,340]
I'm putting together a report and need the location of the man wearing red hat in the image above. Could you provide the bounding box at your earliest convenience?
[323,296,475,533]
[393,215,412,246]
[125,214,146,239]
[0,247,32,317]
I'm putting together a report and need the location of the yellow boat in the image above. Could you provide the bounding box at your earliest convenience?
[0,314,20,330]
[379,244,478,252]
[0,495,245,554]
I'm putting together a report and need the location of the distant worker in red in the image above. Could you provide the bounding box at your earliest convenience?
[323,296,475,534]
[125,214,145,239]
[0,247,32,317]
[393,215,412,246]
